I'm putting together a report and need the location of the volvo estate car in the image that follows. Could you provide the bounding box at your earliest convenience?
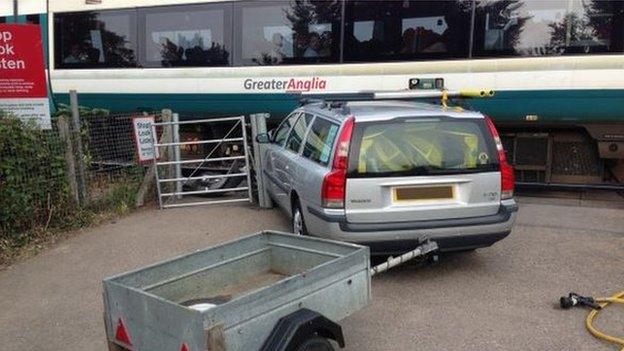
[258,100,517,254]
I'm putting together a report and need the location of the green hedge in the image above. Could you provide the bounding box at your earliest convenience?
[0,110,142,262]
[0,116,72,246]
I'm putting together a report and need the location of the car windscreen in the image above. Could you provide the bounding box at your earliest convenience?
[347,116,499,178]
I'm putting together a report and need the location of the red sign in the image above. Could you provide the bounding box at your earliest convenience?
[0,24,50,129]
[0,24,47,98]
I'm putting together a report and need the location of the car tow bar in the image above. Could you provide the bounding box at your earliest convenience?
[370,239,439,277]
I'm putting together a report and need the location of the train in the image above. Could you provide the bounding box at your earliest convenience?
[2,0,624,187]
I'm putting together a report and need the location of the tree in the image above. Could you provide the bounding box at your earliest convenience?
[473,0,531,55]
[58,12,136,67]
[548,12,590,54]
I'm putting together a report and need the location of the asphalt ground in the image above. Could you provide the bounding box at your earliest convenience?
[0,196,623,351]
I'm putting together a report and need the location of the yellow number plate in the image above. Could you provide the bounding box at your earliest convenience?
[393,186,454,202]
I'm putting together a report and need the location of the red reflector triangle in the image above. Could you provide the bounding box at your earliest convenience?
[180,343,189,351]
[115,318,132,346]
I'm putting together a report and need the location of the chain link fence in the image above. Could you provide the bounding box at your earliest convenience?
[0,104,165,260]
[80,111,163,204]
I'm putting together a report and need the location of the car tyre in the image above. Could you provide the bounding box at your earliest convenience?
[292,200,308,236]
[295,336,335,351]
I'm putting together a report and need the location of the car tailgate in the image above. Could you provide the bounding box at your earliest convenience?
[345,172,501,223]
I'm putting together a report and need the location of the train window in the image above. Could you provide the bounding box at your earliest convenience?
[54,10,138,69]
[473,0,624,58]
[234,0,341,66]
[343,0,472,62]
[139,4,232,67]
[0,17,7,24]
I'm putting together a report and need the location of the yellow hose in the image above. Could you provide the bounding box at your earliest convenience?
[584,290,624,350]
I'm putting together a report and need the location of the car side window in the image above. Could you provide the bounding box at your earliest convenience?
[302,116,340,166]
[273,113,299,146]
[285,113,313,153]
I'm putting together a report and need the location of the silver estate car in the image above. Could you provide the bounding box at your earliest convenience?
[259,100,517,254]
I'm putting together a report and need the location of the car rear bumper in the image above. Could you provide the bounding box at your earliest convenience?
[304,200,518,254]
[361,231,511,254]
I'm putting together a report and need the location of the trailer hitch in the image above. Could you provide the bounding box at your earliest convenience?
[370,239,438,277]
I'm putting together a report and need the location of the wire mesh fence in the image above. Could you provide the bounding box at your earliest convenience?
[1,95,258,259]
[0,106,164,253]
[80,111,162,203]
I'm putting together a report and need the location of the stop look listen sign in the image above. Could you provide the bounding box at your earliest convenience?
[0,24,51,129]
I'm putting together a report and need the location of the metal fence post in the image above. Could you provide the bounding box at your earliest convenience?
[162,109,174,189]
[57,117,80,206]
[240,115,253,203]
[152,110,173,209]
[70,90,87,206]
[250,113,272,208]
[172,113,182,199]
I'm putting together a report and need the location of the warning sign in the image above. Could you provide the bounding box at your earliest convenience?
[133,116,159,163]
[0,24,51,129]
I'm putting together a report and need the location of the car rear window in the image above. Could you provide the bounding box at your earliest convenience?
[348,116,499,178]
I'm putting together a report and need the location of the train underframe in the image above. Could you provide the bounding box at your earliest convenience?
[499,123,624,189]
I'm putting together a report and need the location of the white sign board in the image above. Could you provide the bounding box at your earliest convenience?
[132,116,159,163]
[0,98,51,129]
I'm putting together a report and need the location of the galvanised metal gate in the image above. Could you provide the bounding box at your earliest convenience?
[151,116,253,209]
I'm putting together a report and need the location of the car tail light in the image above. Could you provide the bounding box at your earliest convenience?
[484,116,515,199]
[322,116,354,208]
[114,318,132,346]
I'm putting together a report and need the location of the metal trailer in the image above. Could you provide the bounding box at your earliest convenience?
[103,231,437,351]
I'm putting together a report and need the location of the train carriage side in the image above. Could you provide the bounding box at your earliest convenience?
[22,0,624,187]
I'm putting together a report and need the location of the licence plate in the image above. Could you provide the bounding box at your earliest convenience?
[393,185,454,202]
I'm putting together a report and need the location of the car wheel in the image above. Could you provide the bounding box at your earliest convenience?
[292,200,308,236]
[295,336,335,351]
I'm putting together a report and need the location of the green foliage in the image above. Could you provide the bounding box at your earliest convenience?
[90,179,140,216]
[0,117,71,242]
[0,111,143,264]
[52,103,109,119]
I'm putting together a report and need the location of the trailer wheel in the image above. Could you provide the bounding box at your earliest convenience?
[260,308,345,351]
[107,341,129,351]
[295,336,335,351]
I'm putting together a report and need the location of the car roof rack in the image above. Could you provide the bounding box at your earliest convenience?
[294,89,495,109]
[298,97,352,114]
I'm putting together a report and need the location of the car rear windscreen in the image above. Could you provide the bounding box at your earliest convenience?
[348,116,499,178]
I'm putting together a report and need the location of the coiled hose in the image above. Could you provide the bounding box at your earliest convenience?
[585,290,624,350]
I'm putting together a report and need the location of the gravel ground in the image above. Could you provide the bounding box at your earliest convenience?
[0,197,622,351]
